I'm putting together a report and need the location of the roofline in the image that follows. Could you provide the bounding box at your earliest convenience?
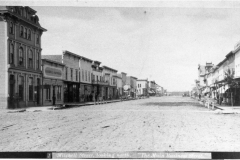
[102,65,118,72]
[1,9,47,31]
[130,76,138,79]
[42,58,65,66]
[63,50,93,63]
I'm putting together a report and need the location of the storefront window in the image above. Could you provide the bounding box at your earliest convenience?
[45,85,51,100]
[29,77,33,101]
[18,76,24,101]
[57,86,62,100]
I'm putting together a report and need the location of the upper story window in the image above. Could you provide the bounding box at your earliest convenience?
[9,22,14,34]
[85,70,87,81]
[82,69,84,81]
[20,26,24,37]
[88,71,90,82]
[65,67,68,80]
[24,28,27,38]
[19,47,24,66]
[79,71,81,82]
[28,49,33,68]
[9,43,14,64]
[76,70,78,81]
[36,52,39,69]
[36,34,40,44]
[28,29,31,40]
[71,69,73,80]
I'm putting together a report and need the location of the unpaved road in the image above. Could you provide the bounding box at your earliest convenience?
[0,96,240,151]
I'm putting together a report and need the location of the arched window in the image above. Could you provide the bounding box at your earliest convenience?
[28,49,33,68]
[36,34,39,44]
[9,43,14,64]
[20,26,23,37]
[28,29,31,40]
[19,47,24,66]
[36,52,39,69]
[9,22,14,34]
[24,27,27,38]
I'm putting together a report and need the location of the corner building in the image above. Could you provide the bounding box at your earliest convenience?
[0,6,46,109]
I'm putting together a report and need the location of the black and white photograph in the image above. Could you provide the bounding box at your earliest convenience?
[1,0,240,158]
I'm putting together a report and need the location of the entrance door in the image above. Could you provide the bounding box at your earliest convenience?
[52,86,56,105]
[9,75,15,108]
[36,78,40,105]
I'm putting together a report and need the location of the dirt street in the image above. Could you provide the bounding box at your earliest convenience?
[0,96,240,151]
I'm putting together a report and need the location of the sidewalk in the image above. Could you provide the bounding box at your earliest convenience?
[195,97,240,114]
[6,98,138,113]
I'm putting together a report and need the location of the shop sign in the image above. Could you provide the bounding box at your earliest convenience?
[44,66,63,79]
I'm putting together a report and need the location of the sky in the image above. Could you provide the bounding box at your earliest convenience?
[3,0,240,91]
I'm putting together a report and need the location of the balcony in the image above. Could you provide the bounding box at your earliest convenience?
[92,79,109,85]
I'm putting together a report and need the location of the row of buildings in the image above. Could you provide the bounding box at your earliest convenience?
[0,6,165,109]
[194,40,240,106]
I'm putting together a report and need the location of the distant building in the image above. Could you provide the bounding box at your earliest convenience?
[102,66,118,99]
[137,79,149,97]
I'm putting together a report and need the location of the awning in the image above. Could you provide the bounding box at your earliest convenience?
[148,90,153,93]
[217,85,229,93]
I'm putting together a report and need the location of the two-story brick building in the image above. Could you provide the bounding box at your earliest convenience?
[0,6,47,109]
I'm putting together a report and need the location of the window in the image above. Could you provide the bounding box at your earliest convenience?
[88,71,90,82]
[24,27,27,38]
[36,52,39,69]
[19,47,24,66]
[97,75,98,81]
[76,70,78,81]
[28,49,33,68]
[9,43,14,64]
[9,22,14,34]
[20,26,23,37]
[45,85,51,100]
[71,69,73,80]
[65,67,68,80]
[36,34,39,44]
[29,77,33,101]
[18,76,24,101]
[28,29,31,40]
[79,71,81,82]
[82,69,84,81]
[57,86,62,100]
[85,70,87,81]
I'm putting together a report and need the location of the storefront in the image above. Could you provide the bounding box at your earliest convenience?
[79,83,92,102]
[42,59,65,106]
[63,81,80,103]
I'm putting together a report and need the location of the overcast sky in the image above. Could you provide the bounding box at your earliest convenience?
[5,1,240,91]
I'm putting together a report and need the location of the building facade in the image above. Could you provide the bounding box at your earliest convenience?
[0,6,46,109]
[91,61,108,100]
[42,59,64,106]
[79,55,93,102]
[102,66,118,100]
[137,79,149,97]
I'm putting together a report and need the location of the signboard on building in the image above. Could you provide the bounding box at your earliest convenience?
[43,65,63,79]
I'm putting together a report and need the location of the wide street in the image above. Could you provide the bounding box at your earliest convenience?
[1,96,240,151]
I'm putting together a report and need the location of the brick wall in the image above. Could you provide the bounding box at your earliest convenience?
[0,22,8,109]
